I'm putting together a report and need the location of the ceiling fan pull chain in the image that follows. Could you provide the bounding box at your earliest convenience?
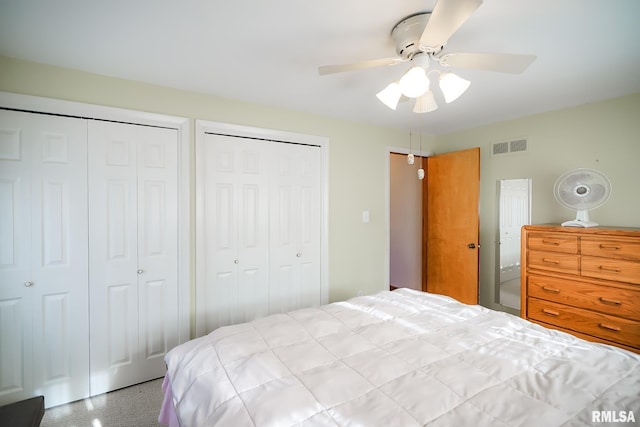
[408,129,415,164]
[417,131,425,180]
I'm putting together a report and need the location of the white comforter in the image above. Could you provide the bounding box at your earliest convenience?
[164,289,640,426]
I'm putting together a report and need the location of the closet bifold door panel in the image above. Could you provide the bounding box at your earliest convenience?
[88,120,179,395]
[197,133,270,332]
[269,142,322,314]
[0,110,90,407]
[196,131,323,334]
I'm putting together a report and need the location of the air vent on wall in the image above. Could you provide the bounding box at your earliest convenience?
[492,138,528,157]
[492,141,509,155]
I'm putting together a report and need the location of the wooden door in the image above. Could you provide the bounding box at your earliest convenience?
[425,147,480,304]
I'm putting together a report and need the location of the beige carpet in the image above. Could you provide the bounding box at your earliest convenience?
[41,378,165,427]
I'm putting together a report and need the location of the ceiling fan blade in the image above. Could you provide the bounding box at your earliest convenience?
[439,52,536,74]
[420,0,483,48]
[318,57,405,76]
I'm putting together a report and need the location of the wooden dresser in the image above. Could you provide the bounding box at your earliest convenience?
[521,225,640,353]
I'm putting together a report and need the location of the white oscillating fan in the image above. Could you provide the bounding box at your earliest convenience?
[553,168,611,227]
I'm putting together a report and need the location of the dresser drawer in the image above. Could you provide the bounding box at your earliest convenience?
[581,256,640,285]
[527,233,578,254]
[528,298,640,348]
[581,237,640,262]
[527,274,640,320]
[527,251,579,274]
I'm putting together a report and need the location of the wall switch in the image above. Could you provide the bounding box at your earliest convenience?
[362,210,370,223]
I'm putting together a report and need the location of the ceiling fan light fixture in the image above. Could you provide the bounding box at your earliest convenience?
[413,90,438,113]
[398,66,430,98]
[439,72,471,103]
[376,82,403,110]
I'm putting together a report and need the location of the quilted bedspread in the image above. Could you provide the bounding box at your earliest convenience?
[164,289,640,426]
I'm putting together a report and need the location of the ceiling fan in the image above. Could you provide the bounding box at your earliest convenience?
[318,0,536,113]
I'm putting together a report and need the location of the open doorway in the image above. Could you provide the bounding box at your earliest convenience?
[389,152,423,291]
[388,148,481,302]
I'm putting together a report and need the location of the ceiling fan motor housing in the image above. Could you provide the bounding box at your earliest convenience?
[392,13,436,59]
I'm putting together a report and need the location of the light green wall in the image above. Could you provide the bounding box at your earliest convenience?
[2,55,638,314]
[432,93,640,312]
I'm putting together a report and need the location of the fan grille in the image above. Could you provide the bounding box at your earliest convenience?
[553,168,611,210]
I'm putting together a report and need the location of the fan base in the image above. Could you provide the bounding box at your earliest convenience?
[561,219,599,228]
[391,13,441,59]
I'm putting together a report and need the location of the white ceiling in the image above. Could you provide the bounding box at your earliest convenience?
[1,0,639,135]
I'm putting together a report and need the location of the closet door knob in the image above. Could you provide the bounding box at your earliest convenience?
[296,253,302,258]
[467,243,476,249]
[24,281,34,287]
[234,259,239,264]
[137,269,144,274]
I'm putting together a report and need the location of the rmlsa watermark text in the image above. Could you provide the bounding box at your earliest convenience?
[592,411,636,423]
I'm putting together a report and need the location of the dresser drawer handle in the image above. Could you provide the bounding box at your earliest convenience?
[599,266,622,273]
[599,297,622,306]
[542,258,560,264]
[542,286,560,294]
[542,239,561,246]
[599,323,621,332]
[599,244,621,250]
[542,308,560,317]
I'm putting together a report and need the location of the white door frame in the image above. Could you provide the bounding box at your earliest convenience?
[0,91,191,345]
[195,119,329,336]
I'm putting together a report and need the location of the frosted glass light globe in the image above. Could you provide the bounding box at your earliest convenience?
[399,67,430,98]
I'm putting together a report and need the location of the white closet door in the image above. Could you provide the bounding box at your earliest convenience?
[196,131,323,335]
[197,134,269,333]
[0,110,89,407]
[136,126,179,381]
[0,110,33,405]
[269,143,322,313]
[88,121,178,395]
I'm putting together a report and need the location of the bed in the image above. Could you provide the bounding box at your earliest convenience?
[159,288,640,426]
